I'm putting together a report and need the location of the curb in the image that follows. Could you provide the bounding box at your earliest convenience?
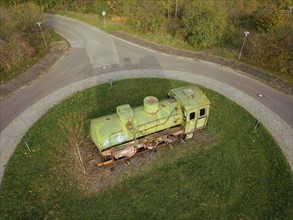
[0,40,69,100]
[110,31,293,95]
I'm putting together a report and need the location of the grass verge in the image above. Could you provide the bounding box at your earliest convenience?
[58,11,195,50]
[0,78,293,219]
[58,11,125,32]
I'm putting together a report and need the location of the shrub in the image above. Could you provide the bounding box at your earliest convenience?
[256,6,284,33]
[0,33,35,72]
[10,2,44,45]
[127,0,166,33]
[0,2,45,74]
[182,1,227,48]
[243,32,292,78]
[219,24,242,49]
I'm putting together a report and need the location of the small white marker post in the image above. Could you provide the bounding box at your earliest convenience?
[25,142,31,151]
[238,31,250,60]
[254,121,260,130]
[108,79,113,88]
[36,21,47,48]
[102,11,106,27]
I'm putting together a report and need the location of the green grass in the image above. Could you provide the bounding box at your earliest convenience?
[0,78,293,219]
[58,11,125,32]
[49,31,64,42]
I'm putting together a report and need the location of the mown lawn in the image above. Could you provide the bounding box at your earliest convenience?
[0,78,292,219]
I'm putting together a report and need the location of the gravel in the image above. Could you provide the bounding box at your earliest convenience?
[1,69,292,185]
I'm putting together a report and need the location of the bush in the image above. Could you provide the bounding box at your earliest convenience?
[182,1,227,48]
[10,2,44,45]
[256,6,284,33]
[219,24,242,49]
[243,32,292,78]
[127,0,166,33]
[0,2,45,74]
[0,33,35,72]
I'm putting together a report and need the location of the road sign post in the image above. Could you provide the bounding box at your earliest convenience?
[36,21,47,48]
[102,11,106,27]
[238,31,250,60]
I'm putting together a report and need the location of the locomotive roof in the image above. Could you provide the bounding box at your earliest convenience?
[169,86,210,111]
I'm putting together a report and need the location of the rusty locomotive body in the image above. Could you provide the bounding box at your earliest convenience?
[90,86,210,165]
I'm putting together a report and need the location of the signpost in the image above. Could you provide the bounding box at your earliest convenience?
[102,11,106,27]
[36,21,47,48]
[238,31,250,60]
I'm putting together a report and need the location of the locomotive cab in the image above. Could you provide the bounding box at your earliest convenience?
[168,86,210,140]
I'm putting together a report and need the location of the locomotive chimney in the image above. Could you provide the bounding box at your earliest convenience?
[143,96,159,114]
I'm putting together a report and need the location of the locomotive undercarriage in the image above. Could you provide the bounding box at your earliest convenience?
[98,126,185,167]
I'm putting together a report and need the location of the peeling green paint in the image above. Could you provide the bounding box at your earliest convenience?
[90,86,210,152]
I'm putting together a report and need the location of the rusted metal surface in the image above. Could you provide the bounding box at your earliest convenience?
[98,129,184,168]
[98,126,184,166]
[90,86,210,166]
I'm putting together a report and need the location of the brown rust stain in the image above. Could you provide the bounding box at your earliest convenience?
[147,97,158,104]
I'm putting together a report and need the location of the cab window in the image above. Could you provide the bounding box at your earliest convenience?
[189,112,195,120]
[199,108,205,117]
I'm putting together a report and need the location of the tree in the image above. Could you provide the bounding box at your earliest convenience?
[182,1,227,48]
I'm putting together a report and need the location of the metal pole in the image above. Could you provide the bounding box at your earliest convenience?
[238,31,249,60]
[102,11,106,27]
[36,22,47,48]
[254,121,260,130]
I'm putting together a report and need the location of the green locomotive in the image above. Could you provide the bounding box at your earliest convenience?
[90,85,210,165]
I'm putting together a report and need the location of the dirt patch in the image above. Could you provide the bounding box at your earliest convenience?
[64,130,215,195]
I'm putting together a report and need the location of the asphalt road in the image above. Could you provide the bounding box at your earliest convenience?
[1,14,292,132]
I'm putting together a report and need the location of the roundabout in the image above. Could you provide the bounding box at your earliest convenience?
[1,77,293,219]
[1,69,292,184]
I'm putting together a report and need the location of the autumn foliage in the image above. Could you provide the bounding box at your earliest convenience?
[0,2,44,74]
[1,0,292,82]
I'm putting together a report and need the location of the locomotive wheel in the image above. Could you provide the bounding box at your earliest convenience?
[167,135,177,143]
[126,147,137,158]
[146,139,159,150]
[101,155,113,162]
